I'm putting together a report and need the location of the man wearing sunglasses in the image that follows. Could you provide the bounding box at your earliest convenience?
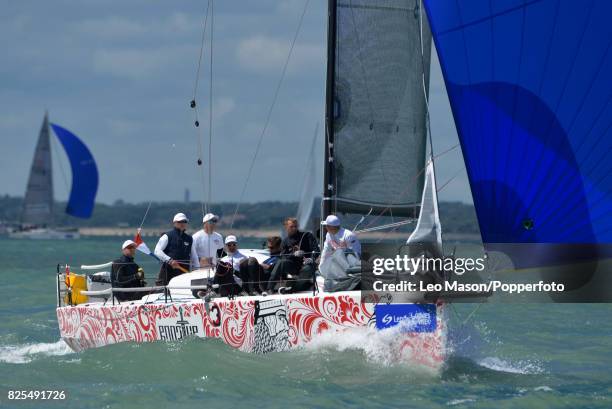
[154,212,199,285]
[193,213,224,268]
[220,235,264,295]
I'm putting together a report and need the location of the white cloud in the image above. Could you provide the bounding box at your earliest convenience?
[235,35,324,75]
[92,46,194,79]
[167,12,201,34]
[276,0,307,15]
[214,97,236,120]
[107,118,143,137]
[72,17,147,39]
[70,12,201,41]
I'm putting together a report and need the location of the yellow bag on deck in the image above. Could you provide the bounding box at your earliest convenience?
[64,274,89,305]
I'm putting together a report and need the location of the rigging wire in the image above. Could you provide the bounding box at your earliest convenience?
[191,0,212,216]
[437,166,465,193]
[355,218,414,234]
[138,201,152,230]
[229,0,311,229]
[208,0,214,212]
[192,1,211,101]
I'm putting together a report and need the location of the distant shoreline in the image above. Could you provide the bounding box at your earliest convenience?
[77,227,480,242]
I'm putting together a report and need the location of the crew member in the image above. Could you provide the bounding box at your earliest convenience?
[192,213,224,268]
[319,214,361,266]
[261,236,282,272]
[154,213,199,285]
[265,217,320,293]
[220,235,263,295]
[111,240,145,301]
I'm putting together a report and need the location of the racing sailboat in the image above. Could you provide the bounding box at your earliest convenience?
[10,113,98,239]
[56,0,448,370]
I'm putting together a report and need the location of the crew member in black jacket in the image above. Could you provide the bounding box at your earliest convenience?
[265,217,320,293]
[111,240,145,301]
[154,212,199,286]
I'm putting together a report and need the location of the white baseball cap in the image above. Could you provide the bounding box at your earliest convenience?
[173,213,189,223]
[203,213,218,223]
[321,214,341,227]
[225,235,238,244]
[122,239,137,250]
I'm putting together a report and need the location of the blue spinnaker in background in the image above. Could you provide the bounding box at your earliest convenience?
[51,123,98,218]
[423,1,612,254]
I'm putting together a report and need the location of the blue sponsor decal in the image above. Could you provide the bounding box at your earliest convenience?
[375,304,436,333]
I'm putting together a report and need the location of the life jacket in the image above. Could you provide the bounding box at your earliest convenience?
[213,260,241,297]
[164,228,193,267]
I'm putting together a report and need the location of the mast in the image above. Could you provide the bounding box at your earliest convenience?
[322,0,337,225]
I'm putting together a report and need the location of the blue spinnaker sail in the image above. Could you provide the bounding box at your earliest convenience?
[424,1,612,253]
[51,123,98,218]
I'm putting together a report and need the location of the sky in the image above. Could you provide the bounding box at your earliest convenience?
[0,0,471,205]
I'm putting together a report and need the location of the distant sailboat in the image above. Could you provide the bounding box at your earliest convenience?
[9,113,98,239]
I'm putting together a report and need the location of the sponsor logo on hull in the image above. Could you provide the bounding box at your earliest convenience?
[157,307,203,341]
[375,303,436,333]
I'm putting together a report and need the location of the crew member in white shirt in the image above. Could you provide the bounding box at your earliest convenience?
[220,235,265,295]
[192,213,224,268]
[319,214,361,266]
[154,213,200,285]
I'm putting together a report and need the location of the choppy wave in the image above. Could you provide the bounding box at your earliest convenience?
[0,340,73,364]
[476,356,544,374]
[447,398,477,406]
[303,320,443,375]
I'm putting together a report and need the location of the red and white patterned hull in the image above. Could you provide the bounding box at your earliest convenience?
[57,292,446,371]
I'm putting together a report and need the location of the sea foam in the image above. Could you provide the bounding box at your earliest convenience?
[303,318,444,373]
[477,356,544,375]
[0,340,73,364]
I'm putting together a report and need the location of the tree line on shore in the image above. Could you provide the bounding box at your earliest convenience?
[0,195,479,234]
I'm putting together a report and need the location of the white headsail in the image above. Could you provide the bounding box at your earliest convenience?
[407,160,442,258]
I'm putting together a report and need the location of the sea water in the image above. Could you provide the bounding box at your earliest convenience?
[0,237,610,408]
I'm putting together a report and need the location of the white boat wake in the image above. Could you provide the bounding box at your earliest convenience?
[0,340,73,364]
[304,318,445,372]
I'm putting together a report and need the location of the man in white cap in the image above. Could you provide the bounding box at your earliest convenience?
[154,212,199,286]
[192,213,224,268]
[319,214,361,266]
[111,239,145,301]
[219,235,264,295]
